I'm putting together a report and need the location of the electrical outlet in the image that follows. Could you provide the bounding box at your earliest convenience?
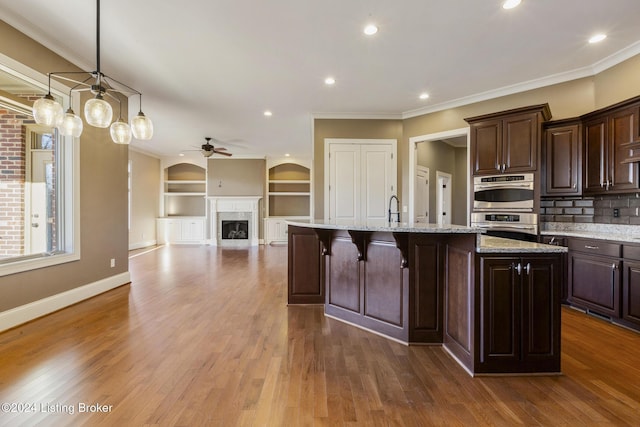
[110,258,115,268]
[613,208,620,218]
[402,205,408,213]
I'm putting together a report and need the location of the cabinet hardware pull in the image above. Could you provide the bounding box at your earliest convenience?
[612,263,617,270]
[573,183,577,189]
[584,245,599,250]
[525,263,531,275]
[516,262,522,275]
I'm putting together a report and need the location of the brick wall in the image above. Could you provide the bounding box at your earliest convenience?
[541,193,640,225]
[0,108,27,257]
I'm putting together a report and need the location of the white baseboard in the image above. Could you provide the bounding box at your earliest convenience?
[129,239,157,251]
[0,272,131,333]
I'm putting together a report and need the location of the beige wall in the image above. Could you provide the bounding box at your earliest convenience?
[207,158,265,196]
[313,119,403,218]
[314,55,640,216]
[0,21,130,312]
[129,150,160,249]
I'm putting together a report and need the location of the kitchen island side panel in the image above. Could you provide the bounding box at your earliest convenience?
[442,235,476,372]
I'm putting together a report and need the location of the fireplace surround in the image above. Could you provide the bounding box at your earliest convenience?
[208,197,261,247]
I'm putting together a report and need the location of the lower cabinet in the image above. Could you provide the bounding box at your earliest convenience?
[264,218,289,244]
[477,254,561,373]
[287,225,323,304]
[568,238,621,318]
[622,244,640,328]
[157,217,206,244]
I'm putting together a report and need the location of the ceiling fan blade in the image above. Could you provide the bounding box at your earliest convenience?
[214,149,232,157]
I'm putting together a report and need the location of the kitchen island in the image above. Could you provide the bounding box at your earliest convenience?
[287,221,566,375]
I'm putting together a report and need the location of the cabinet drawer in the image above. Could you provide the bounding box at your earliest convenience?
[624,244,640,261]
[568,239,621,258]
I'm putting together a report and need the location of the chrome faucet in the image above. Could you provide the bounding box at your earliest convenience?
[388,195,400,223]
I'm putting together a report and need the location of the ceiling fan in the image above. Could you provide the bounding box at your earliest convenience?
[194,137,233,158]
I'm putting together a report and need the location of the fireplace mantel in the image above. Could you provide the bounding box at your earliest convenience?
[208,197,261,246]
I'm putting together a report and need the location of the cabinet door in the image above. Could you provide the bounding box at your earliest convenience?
[503,112,538,173]
[543,124,581,196]
[584,117,607,194]
[287,225,323,304]
[521,256,560,366]
[569,252,620,317]
[609,107,639,192]
[181,219,204,241]
[471,119,502,175]
[478,256,520,366]
[622,259,640,327]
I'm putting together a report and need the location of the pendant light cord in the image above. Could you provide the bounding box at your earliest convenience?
[96,0,101,75]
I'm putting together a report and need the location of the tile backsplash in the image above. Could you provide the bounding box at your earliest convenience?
[541,193,640,225]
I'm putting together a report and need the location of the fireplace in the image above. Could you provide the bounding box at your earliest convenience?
[221,220,249,240]
[208,196,261,247]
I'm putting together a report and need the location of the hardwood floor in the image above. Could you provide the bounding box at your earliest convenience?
[1,244,640,426]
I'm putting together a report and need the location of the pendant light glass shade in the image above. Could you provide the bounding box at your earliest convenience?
[84,95,113,128]
[33,94,63,127]
[131,111,153,140]
[59,108,84,137]
[110,119,132,144]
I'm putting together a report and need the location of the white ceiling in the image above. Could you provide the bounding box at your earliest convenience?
[1,0,640,159]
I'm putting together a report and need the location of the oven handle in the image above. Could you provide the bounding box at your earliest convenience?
[473,184,534,191]
[474,224,537,231]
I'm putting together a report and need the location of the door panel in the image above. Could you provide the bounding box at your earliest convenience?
[329,145,359,222]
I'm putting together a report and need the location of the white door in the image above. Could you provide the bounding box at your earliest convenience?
[328,141,396,225]
[361,144,394,224]
[436,171,452,226]
[329,144,360,223]
[26,150,54,254]
[415,166,429,223]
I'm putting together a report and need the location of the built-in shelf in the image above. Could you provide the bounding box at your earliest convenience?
[264,159,312,243]
[163,163,207,218]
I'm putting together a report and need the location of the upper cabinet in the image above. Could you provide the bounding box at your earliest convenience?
[466,104,552,176]
[582,97,640,195]
[542,119,582,197]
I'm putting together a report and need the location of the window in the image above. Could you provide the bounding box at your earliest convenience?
[0,59,79,276]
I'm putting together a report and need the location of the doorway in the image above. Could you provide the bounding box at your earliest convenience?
[408,128,470,225]
[436,171,452,226]
[414,166,429,223]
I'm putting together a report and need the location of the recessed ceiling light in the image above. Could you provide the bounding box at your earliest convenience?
[419,93,430,100]
[179,153,185,157]
[264,110,273,117]
[589,33,607,44]
[364,24,378,36]
[502,0,521,9]
[285,153,290,157]
[325,77,336,85]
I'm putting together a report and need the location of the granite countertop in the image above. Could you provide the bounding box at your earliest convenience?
[477,235,567,254]
[541,223,640,244]
[286,220,482,234]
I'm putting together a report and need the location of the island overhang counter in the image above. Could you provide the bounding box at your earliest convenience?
[287,221,567,376]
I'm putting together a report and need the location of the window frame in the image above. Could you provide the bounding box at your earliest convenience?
[0,54,80,277]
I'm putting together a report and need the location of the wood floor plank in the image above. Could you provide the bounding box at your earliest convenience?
[1,244,640,426]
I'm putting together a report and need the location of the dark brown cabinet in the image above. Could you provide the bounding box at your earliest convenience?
[287,225,323,304]
[476,254,560,374]
[583,100,640,194]
[568,238,621,318]
[542,120,582,196]
[539,235,568,302]
[622,245,640,328]
[466,104,552,176]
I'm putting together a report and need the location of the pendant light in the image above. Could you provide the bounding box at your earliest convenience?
[32,0,153,142]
